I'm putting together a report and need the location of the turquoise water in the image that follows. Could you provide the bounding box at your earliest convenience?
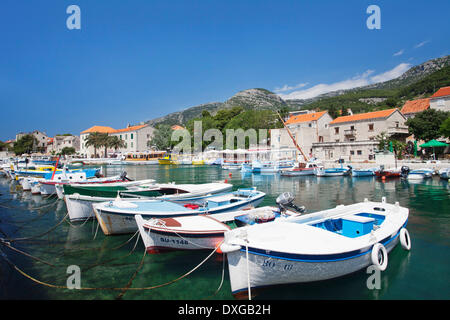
[0,165,449,300]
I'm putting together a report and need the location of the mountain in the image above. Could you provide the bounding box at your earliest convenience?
[145,55,450,126]
[145,88,288,127]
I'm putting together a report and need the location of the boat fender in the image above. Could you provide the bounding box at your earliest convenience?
[399,228,411,251]
[219,243,241,254]
[371,243,388,271]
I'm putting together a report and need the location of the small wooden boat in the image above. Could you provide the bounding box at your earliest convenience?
[374,168,401,178]
[220,197,411,299]
[93,188,265,235]
[135,204,303,254]
[314,167,351,177]
[351,167,378,177]
[158,154,179,165]
[438,168,450,180]
[64,181,232,222]
[407,168,434,181]
[281,162,323,177]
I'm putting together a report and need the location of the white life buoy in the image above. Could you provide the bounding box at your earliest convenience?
[371,243,388,271]
[399,228,411,251]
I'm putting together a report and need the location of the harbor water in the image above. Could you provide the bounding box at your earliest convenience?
[0,164,449,300]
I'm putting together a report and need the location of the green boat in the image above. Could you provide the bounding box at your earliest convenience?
[62,179,160,198]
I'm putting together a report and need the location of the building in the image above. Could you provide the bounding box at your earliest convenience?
[429,86,450,112]
[15,130,49,151]
[79,124,154,158]
[312,108,408,161]
[400,98,430,119]
[270,111,333,159]
[47,135,80,154]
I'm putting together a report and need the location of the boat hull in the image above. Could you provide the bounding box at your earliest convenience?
[135,216,227,253]
[94,195,264,235]
[227,234,400,297]
[65,195,99,221]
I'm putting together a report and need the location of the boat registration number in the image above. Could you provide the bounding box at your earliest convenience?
[262,259,293,271]
[160,237,189,245]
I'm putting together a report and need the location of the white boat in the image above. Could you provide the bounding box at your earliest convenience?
[315,166,351,177]
[220,197,411,299]
[281,161,323,177]
[407,168,434,181]
[93,188,265,235]
[134,193,305,254]
[64,182,233,222]
[438,168,450,180]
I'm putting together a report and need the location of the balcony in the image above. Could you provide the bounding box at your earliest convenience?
[344,129,357,136]
[387,126,409,136]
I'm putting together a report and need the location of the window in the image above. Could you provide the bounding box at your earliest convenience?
[131,133,134,140]
[357,150,362,155]
[350,125,355,131]
[319,136,324,143]
[368,123,374,131]
[131,142,133,148]
[335,127,339,134]
[350,150,355,155]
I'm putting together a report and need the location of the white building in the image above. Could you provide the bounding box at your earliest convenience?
[47,135,80,154]
[79,124,154,158]
[16,130,49,151]
[312,108,409,161]
[429,86,450,112]
[270,111,333,160]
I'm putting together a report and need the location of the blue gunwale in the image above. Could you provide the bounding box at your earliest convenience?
[238,221,407,263]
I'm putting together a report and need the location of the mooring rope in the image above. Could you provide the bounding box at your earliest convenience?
[0,199,59,211]
[0,240,223,292]
[4,212,69,243]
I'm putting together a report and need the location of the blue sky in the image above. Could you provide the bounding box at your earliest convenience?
[1,0,449,140]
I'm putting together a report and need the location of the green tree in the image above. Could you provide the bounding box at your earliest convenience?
[440,117,450,139]
[107,136,126,153]
[85,132,106,158]
[59,147,76,155]
[406,109,449,141]
[148,124,174,150]
[13,134,37,155]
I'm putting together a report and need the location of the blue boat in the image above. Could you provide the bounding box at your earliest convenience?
[407,168,434,181]
[93,187,266,235]
[351,167,377,177]
[315,167,351,177]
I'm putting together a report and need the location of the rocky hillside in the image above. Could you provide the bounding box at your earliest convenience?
[145,55,449,127]
[146,88,289,127]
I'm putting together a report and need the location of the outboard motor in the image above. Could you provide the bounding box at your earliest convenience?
[120,171,133,181]
[401,166,410,178]
[276,192,306,215]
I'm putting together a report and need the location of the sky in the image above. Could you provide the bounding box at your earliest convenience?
[1,0,449,141]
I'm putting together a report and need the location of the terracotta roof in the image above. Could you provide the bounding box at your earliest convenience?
[81,126,116,134]
[431,86,450,98]
[114,125,147,133]
[400,98,430,114]
[171,125,185,130]
[285,111,327,125]
[330,108,398,125]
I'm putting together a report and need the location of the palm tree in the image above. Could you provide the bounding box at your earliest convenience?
[107,136,126,154]
[85,132,106,158]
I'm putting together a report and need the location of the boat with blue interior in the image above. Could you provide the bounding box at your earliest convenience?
[220,197,411,299]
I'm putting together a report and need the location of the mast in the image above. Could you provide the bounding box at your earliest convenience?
[276,111,310,162]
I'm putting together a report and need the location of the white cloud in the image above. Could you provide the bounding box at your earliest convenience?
[370,63,411,83]
[274,82,308,93]
[414,40,430,48]
[393,49,404,56]
[277,63,411,100]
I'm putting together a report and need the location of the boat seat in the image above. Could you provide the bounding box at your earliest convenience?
[341,215,375,238]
